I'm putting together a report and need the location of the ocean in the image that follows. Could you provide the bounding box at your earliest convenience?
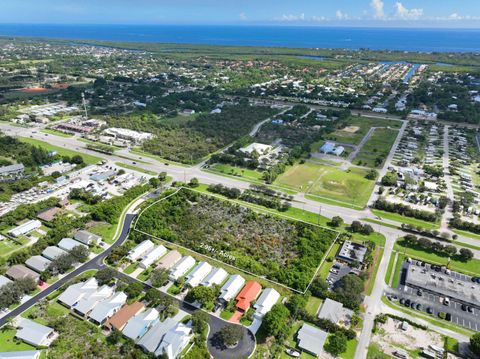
[0,24,479,52]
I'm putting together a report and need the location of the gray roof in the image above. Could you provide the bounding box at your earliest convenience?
[317,298,343,323]
[297,323,328,357]
[0,274,12,288]
[0,351,41,359]
[137,317,179,353]
[74,230,101,245]
[25,256,51,273]
[6,265,39,281]
[42,246,67,261]
[58,238,87,251]
[15,318,54,347]
[0,163,25,175]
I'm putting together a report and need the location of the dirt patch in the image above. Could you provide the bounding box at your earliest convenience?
[21,87,49,93]
[341,126,360,133]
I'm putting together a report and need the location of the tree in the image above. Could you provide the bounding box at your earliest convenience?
[381,172,398,186]
[95,267,117,285]
[460,248,474,261]
[309,278,328,298]
[158,172,167,182]
[218,325,244,347]
[191,310,210,334]
[69,245,90,263]
[261,304,290,339]
[334,274,364,309]
[107,329,122,345]
[70,155,84,165]
[150,268,169,287]
[185,286,217,310]
[286,294,307,319]
[324,333,348,356]
[365,169,378,180]
[124,282,143,299]
[350,221,363,233]
[189,177,199,188]
[149,177,161,188]
[329,216,343,228]
[471,333,480,356]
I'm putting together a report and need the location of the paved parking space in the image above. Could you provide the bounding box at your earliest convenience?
[326,262,352,289]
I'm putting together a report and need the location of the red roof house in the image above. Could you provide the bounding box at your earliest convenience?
[235,281,262,312]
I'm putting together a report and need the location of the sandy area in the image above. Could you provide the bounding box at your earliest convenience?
[341,125,360,133]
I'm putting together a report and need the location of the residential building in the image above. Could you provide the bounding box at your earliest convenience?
[200,268,228,287]
[297,323,328,358]
[139,245,167,269]
[185,261,212,288]
[122,308,160,341]
[218,274,245,304]
[156,250,182,270]
[0,351,41,359]
[0,274,12,288]
[57,238,87,252]
[25,256,51,273]
[154,322,193,359]
[239,143,272,156]
[89,292,128,325]
[15,318,57,347]
[36,207,61,222]
[137,317,179,353]
[8,220,41,238]
[74,285,115,317]
[74,230,101,245]
[235,281,262,312]
[105,301,145,331]
[169,256,195,282]
[0,163,25,178]
[127,240,155,262]
[6,265,40,282]
[41,246,68,261]
[317,298,354,325]
[253,288,280,318]
[58,278,99,308]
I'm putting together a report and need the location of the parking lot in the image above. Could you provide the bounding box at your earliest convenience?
[326,261,359,289]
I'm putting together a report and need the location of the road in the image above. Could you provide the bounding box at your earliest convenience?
[441,125,455,232]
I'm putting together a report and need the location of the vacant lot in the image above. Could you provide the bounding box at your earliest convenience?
[354,128,399,168]
[208,163,264,181]
[135,189,337,291]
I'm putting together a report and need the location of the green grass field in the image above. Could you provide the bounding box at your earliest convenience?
[208,163,264,181]
[19,137,101,165]
[371,209,440,230]
[0,328,35,352]
[355,128,398,168]
[88,222,116,244]
[305,296,323,317]
[275,162,375,208]
[115,162,157,176]
[41,128,73,138]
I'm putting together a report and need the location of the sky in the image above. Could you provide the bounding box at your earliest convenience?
[1,0,479,28]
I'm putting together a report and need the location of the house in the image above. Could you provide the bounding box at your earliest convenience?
[8,220,42,238]
[169,256,195,282]
[200,268,228,287]
[181,109,195,116]
[139,245,167,269]
[15,318,57,347]
[88,292,128,325]
[57,238,87,252]
[0,351,42,359]
[90,170,116,183]
[74,285,115,317]
[0,274,12,288]
[122,308,160,341]
[58,278,99,308]
[317,298,354,325]
[41,246,68,261]
[185,261,212,288]
[25,256,51,273]
[320,142,344,156]
[154,322,193,359]
[127,240,155,262]
[74,230,101,245]
[296,323,328,358]
[0,163,25,178]
[6,265,40,282]
[253,288,280,319]
[156,250,182,270]
[137,316,179,353]
[36,207,61,222]
[235,281,262,312]
[218,274,245,304]
[105,301,145,331]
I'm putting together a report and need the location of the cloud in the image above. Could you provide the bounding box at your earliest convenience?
[394,2,423,20]
[370,0,385,19]
[336,10,348,20]
[239,12,247,21]
[312,15,328,22]
[276,13,305,22]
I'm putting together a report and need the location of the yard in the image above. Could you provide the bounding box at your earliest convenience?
[88,222,116,244]
[0,328,35,352]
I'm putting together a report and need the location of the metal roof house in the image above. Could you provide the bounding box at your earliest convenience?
[105,301,145,331]
[297,323,328,358]
[0,274,12,288]
[58,278,99,308]
[200,267,228,287]
[317,298,353,325]
[218,274,245,303]
[0,351,41,359]
[127,240,155,262]
[235,281,262,312]
[185,261,212,288]
[169,256,195,282]
[0,163,25,177]
[14,318,57,347]
[137,316,179,353]
[156,250,182,270]
[254,288,280,319]
[73,285,115,317]
[6,265,40,282]
[89,292,128,325]
[41,246,68,261]
[74,230,101,245]
[57,238,87,252]
[139,245,167,269]
[25,256,51,273]
[122,308,160,341]
[154,322,193,359]
[8,220,41,238]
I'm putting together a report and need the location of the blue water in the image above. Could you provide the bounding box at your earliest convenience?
[0,24,479,52]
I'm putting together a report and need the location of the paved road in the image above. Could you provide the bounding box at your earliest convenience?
[441,125,455,232]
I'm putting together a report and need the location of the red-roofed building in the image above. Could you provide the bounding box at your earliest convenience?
[235,281,262,312]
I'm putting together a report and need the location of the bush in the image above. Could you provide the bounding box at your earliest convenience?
[324,333,348,356]
[471,333,480,356]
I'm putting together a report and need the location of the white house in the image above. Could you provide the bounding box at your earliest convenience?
[74,285,115,317]
[15,318,57,347]
[169,256,195,282]
[25,256,51,273]
[89,292,128,325]
[154,323,193,359]
[185,261,212,288]
[127,240,155,262]
[8,220,41,238]
[122,308,160,341]
[139,245,167,269]
[218,274,245,303]
[74,230,101,245]
[253,288,280,319]
[58,278,99,308]
[200,268,228,287]
[58,238,87,252]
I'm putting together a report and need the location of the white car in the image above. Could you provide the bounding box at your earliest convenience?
[285,349,300,358]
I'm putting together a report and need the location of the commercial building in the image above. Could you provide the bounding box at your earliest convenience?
[6,265,40,282]
[8,220,42,238]
[336,240,368,264]
[15,318,57,347]
[317,298,354,325]
[236,281,262,312]
[122,308,160,341]
[88,292,128,325]
[58,278,99,308]
[185,261,212,288]
[138,245,166,268]
[105,302,145,331]
[74,230,101,245]
[154,322,193,359]
[127,240,155,262]
[156,250,182,270]
[253,288,280,319]
[320,142,344,156]
[90,170,116,183]
[41,246,68,261]
[103,127,154,144]
[169,256,195,282]
[200,267,228,287]
[25,256,51,273]
[57,238,87,252]
[296,323,328,358]
[0,163,25,178]
[218,274,245,304]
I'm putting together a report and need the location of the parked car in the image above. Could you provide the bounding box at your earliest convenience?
[285,349,300,357]
[427,307,434,314]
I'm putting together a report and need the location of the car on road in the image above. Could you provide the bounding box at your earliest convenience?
[445,313,452,321]
[405,299,411,307]
[427,307,434,314]
[400,298,405,305]
[416,303,422,310]
[417,289,423,296]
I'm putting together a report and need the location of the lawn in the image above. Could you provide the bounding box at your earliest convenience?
[41,128,73,138]
[0,238,26,258]
[340,339,358,359]
[371,209,440,230]
[88,222,116,244]
[123,262,138,274]
[18,137,101,165]
[317,242,340,280]
[365,247,384,295]
[208,163,264,181]
[354,128,398,168]
[0,328,35,352]
[305,296,323,316]
[115,162,157,176]
[275,162,375,208]
[390,253,405,288]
